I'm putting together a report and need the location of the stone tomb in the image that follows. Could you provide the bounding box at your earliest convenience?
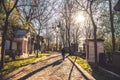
[84,39,104,63]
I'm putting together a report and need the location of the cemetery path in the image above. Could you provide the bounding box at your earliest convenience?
[3,52,86,80]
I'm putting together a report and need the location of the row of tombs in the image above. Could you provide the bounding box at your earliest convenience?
[0,29,45,58]
[0,29,119,68]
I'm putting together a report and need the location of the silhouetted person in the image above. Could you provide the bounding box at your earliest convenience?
[61,48,65,60]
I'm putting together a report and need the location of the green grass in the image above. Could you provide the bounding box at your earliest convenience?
[0,53,48,75]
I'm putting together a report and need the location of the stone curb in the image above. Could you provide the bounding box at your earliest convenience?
[68,57,96,80]
[98,66,120,78]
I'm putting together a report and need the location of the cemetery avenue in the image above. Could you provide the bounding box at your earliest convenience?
[2,52,87,80]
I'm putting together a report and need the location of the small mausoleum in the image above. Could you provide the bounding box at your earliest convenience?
[14,29,33,57]
[84,39,104,63]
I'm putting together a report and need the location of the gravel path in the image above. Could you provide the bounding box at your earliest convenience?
[3,52,86,80]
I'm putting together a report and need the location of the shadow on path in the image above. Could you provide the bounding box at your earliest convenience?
[3,54,61,80]
[68,56,77,80]
[18,59,63,80]
[68,56,89,80]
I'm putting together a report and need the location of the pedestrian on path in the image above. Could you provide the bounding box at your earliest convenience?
[61,47,65,60]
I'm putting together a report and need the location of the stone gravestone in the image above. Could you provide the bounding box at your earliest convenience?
[84,39,104,63]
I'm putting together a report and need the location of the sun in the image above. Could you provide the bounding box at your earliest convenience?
[75,14,85,23]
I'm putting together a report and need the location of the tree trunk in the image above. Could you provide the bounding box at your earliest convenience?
[61,34,65,48]
[66,25,68,48]
[0,15,9,69]
[68,26,71,55]
[48,39,50,51]
[61,32,65,48]
[89,1,98,64]
[9,40,13,50]
[36,35,39,58]
[109,0,115,54]
[0,0,18,69]
[56,35,58,51]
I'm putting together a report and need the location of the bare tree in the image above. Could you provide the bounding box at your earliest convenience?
[17,0,58,57]
[75,0,100,64]
[59,0,76,54]
[34,0,58,55]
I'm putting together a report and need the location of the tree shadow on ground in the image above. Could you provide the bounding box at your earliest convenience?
[68,56,89,80]
[52,59,62,67]
[3,55,61,80]
[18,59,63,80]
[68,56,77,80]
[38,55,61,63]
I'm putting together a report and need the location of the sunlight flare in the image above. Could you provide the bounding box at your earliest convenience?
[75,14,85,23]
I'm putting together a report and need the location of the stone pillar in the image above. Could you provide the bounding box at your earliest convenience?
[22,40,24,54]
[25,40,28,54]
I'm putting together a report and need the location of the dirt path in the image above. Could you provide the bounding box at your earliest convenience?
[3,52,86,80]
